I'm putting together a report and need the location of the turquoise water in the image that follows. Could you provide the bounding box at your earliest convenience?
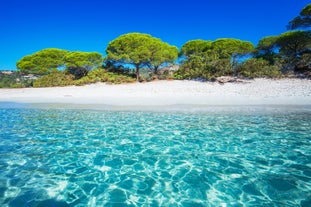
[0,104,311,207]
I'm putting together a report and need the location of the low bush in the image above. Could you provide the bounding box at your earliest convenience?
[237,58,282,78]
[0,72,34,88]
[75,69,136,85]
[33,69,136,87]
[33,71,74,87]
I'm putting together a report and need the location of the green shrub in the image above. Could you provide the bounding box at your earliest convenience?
[237,58,282,78]
[208,59,233,77]
[33,69,135,87]
[74,69,136,85]
[0,75,18,88]
[0,72,34,88]
[174,55,234,80]
[173,55,211,80]
[33,71,74,87]
[157,70,174,80]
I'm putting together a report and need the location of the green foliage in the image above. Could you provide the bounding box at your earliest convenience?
[0,73,21,88]
[148,42,178,75]
[276,31,311,56]
[16,49,102,80]
[174,57,233,80]
[16,48,69,75]
[298,53,311,69]
[106,33,156,81]
[208,58,233,77]
[106,32,178,81]
[256,36,278,51]
[176,38,253,79]
[180,40,212,56]
[300,4,311,16]
[288,4,311,30]
[33,69,136,87]
[74,69,136,85]
[292,52,311,75]
[100,5,310,80]
[157,69,175,80]
[0,72,35,88]
[33,71,74,87]
[106,33,152,65]
[65,51,103,79]
[237,58,281,78]
[254,31,311,73]
[212,38,254,62]
[276,30,311,71]
[255,36,279,64]
[174,55,210,79]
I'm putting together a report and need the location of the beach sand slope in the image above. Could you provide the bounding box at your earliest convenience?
[0,79,310,106]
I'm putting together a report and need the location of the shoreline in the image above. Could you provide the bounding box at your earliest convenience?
[0,79,311,107]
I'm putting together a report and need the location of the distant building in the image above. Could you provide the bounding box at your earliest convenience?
[0,70,39,80]
[0,70,15,75]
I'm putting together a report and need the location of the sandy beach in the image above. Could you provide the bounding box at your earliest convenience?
[0,79,311,107]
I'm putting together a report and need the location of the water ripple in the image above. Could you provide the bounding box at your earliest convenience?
[0,107,310,206]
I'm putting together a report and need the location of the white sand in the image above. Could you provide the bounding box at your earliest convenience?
[0,79,310,107]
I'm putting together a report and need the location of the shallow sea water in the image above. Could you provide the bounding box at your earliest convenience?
[0,103,311,207]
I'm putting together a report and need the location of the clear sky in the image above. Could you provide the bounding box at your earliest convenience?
[0,0,309,69]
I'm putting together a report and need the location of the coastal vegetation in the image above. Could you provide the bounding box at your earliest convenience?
[14,49,136,87]
[33,69,136,87]
[106,33,178,81]
[0,71,34,88]
[288,3,311,30]
[175,38,255,79]
[16,48,70,75]
[0,3,310,88]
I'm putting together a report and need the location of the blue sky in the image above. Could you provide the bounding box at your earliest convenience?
[0,0,309,69]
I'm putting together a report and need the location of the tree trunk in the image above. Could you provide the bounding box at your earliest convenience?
[135,65,140,82]
[232,55,238,76]
[154,66,159,75]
